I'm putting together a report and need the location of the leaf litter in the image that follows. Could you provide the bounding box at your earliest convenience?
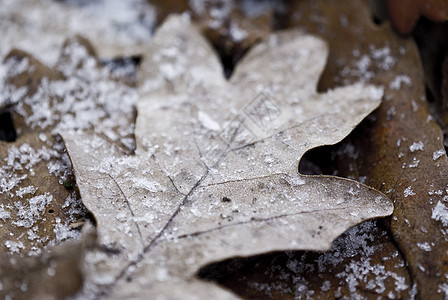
[285,0,448,298]
[0,0,156,65]
[0,21,145,298]
[61,15,392,299]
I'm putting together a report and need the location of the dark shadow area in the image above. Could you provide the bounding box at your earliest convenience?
[211,41,250,79]
[101,56,141,87]
[298,144,339,176]
[0,111,17,142]
[413,18,448,152]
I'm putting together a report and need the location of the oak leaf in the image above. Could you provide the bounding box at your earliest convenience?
[62,15,393,299]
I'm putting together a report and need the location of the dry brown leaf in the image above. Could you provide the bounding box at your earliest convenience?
[0,225,95,300]
[0,133,81,255]
[386,0,448,34]
[62,15,392,299]
[413,20,448,142]
[289,0,448,298]
[0,36,137,256]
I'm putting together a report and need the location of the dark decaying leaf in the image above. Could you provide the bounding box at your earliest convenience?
[412,19,448,147]
[0,132,81,256]
[0,35,137,258]
[284,0,448,298]
[385,0,448,34]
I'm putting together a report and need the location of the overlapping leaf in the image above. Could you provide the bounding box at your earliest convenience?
[62,15,392,299]
[287,0,448,298]
[0,35,137,257]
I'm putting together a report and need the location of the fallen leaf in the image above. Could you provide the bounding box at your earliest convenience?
[0,224,96,300]
[148,0,272,77]
[444,54,448,104]
[413,19,448,140]
[204,220,411,299]
[62,15,392,299]
[0,36,137,256]
[0,132,82,256]
[385,0,448,34]
[0,0,156,64]
[5,35,137,152]
[289,0,448,298]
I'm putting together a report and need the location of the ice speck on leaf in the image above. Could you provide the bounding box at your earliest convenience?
[389,75,412,90]
[0,34,138,256]
[409,141,424,152]
[409,157,420,168]
[404,186,416,197]
[433,149,445,160]
[416,242,432,252]
[432,201,448,227]
[4,240,25,254]
[62,15,393,299]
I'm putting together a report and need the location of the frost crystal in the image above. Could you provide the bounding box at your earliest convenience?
[416,242,432,252]
[404,186,416,197]
[389,75,412,90]
[408,157,420,168]
[0,205,11,221]
[432,201,448,226]
[5,240,25,254]
[433,149,445,161]
[0,0,156,64]
[409,141,424,152]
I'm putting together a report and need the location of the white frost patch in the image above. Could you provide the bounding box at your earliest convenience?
[0,204,11,221]
[404,186,416,197]
[438,275,448,298]
[367,85,384,101]
[2,38,138,152]
[389,75,411,90]
[432,201,448,226]
[0,0,156,64]
[5,240,25,254]
[229,22,248,42]
[51,218,81,244]
[321,280,331,292]
[198,111,221,131]
[433,149,445,161]
[370,45,396,70]
[416,242,432,252]
[408,157,420,168]
[16,186,38,198]
[409,141,424,152]
[13,193,53,228]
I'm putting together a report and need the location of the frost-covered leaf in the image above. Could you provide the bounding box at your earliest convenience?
[4,35,137,151]
[0,36,137,256]
[0,0,155,65]
[0,133,81,256]
[149,0,272,77]
[289,0,448,298]
[62,15,393,299]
